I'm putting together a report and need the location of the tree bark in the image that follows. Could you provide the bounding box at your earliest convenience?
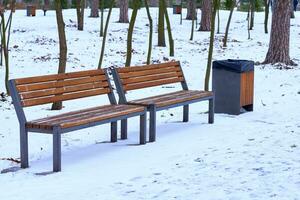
[100,0,104,36]
[119,0,129,23]
[263,0,293,65]
[76,0,85,31]
[125,0,139,67]
[163,0,174,56]
[264,0,270,33]
[223,0,235,47]
[199,0,212,31]
[52,0,67,110]
[186,0,197,20]
[249,0,255,30]
[190,0,195,40]
[158,0,166,47]
[290,0,295,18]
[144,0,153,64]
[90,0,99,17]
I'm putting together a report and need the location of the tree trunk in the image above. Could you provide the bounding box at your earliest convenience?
[223,0,235,47]
[186,0,197,20]
[119,0,129,23]
[98,1,114,68]
[263,0,293,65]
[52,0,67,110]
[90,0,99,17]
[204,0,218,91]
[249,0,255,30]
[144,0,153,64]
[290,0,295,18]
[264,0,270,33]
[100,0,104,36]
[163,0,174,56]
[149,0,158,7]
[76,0,85,31]
[190,0,195,40]
[199,0,212,31]
[158,0,166,47]
[125,0,139,67]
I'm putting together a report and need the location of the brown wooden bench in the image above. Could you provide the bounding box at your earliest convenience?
[9,69,147,172]
[111,61,214,142]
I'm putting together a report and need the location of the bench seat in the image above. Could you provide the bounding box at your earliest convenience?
[26,104,145,130]
[129,90,213,108]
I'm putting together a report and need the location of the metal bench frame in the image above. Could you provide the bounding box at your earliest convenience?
[9,70,147,172]
[110,62,215,143]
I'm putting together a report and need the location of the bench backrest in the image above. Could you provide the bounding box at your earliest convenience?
[111,61,188,103]
[9,69,114,108]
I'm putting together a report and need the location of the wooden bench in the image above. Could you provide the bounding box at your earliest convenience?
[9,69,147,172]
[111,61,214,142]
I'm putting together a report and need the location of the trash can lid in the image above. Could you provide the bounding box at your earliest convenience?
[213,59,254,73]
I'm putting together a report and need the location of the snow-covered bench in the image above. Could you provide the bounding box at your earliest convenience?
[111,61,215,142]
[9,69,147,172]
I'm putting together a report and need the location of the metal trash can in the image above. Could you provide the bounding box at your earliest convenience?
[212,59,254,115]
[173,5,182,14]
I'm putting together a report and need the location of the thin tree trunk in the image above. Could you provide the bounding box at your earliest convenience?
[249,0,255,30]
[223,0,235,47]
[100,0,104,37]
[263,0,294,65]
[264,0,270,33]
[52,0,67,110]
[204,0,218,91]
[0,14,9,95]
[290,0,295,18]
[163,0,174,56]
[90,0,99,17]
[125,0,139,67]
[199,0,212,31]
[158,0,166,47]
[76,0,85,31]
[180,0,183,25]
[247,2,251,39]
[217,5,220,34]
[119,0,129,23]
[190,0,195,40]
[145,0,153,64]
[98,0,114,69]
[186,0,197,20]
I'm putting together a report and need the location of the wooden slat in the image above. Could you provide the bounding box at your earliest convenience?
[116,61,180,73]
[124,77,184,91]
[22,88,110,107]
[122,72,182,85]
[119,66,182,79]
[240,71,254,106]
[17,75,107,92]
[20,82,109,100]
[15,69,105,85]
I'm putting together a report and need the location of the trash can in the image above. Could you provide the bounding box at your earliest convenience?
[26,5,36,17]
[212,59,254,115]
[173,5,182,14]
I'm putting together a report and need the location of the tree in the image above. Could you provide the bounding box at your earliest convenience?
[204,0,218,91]
[76,0,85,30]
[190,0,196,40]
[186,0,197,20]
[52,0,68,110]
[290,0,295,18]
[249,0,255,30]
[223,0,235,47]
[90,0,99,17]
[158,0,166,46]
[98,0,114,68]
[119,0,129,23]
[199,0,212,31]
[263,0,294,65]
[145,0,153,64]
[149,0,158,7]
[125,0,139,66]
[163,0,174,56]
[100,0,104,36]
[264,0,270,33]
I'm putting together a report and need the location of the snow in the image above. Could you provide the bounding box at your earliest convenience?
[0,8,300,200]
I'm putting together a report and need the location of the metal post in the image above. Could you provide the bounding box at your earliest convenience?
[111,121,118,142]
[121,119,128,139]
[149,104,156,142]
[20,125,29,168]
[209,97,214,124]
[139,112,147,144]
[53,126,61,172]
[183,105,189,122]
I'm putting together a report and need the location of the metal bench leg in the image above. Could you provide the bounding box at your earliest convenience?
[139,112,147,145]
[111,121,118,142]
[121,119,128,140]
[149,104,156,142]
[53,126,61,172]
[20,125,29,168]
[209,98,214,124]
[183,105,189,122]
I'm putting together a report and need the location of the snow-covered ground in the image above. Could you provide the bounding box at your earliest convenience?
[0,8,300,200]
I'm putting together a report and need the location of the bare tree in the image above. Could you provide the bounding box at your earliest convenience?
[263,0,294,65]
[52,0,67,110]
[90,0,99,17]
[100,0,104,36]
[199,0,212,31]
[186,0,197,20]
[290,0,295,18]
[158,0,166,46]
[76,0,85,30]
[264,0,270,33]
[145,0,153,64]
[163,0,174,56]
[119,0,129,23]
[223,0,236,47]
